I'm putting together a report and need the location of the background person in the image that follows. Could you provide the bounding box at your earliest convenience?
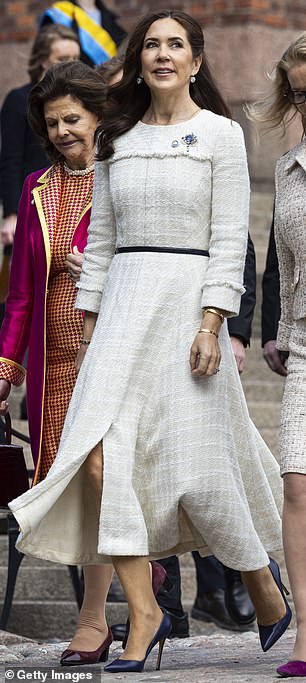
[0,60,115,659]
[262,218,288,377]
[40,0,126,66]
[0,23,81,421]
[0,23,80,249]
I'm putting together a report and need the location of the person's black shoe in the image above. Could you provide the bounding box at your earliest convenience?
[224,569,256,626]
[167,611,189,639]
[191,589,238,630]
[110,623,126,641]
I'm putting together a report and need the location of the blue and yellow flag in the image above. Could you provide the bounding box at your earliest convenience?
[40,1,117,65]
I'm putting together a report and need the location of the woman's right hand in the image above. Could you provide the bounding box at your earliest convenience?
[0,379,11,414]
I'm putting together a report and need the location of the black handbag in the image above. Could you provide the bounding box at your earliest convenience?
[0,413,29,507]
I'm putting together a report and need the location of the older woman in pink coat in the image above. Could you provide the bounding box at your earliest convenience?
[0,61,117,661]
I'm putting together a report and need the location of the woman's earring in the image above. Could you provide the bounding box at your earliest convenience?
[137,76,143,85]
[190,75,196,84]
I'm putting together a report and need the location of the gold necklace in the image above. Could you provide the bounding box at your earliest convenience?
[144,108,201,125]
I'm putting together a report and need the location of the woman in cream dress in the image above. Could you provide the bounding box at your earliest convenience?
[9,10,290,673]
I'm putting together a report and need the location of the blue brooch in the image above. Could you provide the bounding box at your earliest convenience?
[181,132,197,151]
[171,132,198,151]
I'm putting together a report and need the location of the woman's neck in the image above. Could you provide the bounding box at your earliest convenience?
[78,0,96,11]
[64,151,95,171]
[143,92,200,126]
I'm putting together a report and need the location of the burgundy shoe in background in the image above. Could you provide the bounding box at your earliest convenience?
[277,661,306,677]
[151,561,170,596]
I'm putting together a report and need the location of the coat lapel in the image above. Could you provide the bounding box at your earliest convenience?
[32,165,63,274]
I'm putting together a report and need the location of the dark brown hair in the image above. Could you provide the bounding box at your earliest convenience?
[28,61,106,163]
[28,24,80,84]
[96,9,231,160]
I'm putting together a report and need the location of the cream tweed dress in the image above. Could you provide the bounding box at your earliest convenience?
[274,142,306,476]
[10,110,283,569]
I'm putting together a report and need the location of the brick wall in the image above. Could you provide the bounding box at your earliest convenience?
[0,1,304,184]
[0,1,50,41]
[1,0,306,42]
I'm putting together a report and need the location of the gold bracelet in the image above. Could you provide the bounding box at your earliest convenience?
[80,338,91,346]
[198,328,219,338]
[203,308,224,324]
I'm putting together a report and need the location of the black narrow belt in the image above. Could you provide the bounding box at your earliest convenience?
[115,246,210,257]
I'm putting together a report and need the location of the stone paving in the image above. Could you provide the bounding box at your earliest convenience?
[0,628,296,682]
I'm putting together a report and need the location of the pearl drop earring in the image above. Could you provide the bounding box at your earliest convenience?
[190,75,196,84]
[137,76,143,85]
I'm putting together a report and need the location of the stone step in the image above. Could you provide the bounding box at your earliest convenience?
[242,379,284,403]
[247,401,281,429]
[6,598,258,640]
[0,561,197,605]
[0,566,76,601]
[5,601,129,641]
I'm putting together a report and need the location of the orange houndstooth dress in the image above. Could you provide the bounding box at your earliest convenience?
[36,163,94,482]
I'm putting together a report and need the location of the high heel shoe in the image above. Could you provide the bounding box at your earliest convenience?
[104,611,172,673]
[60,627,113,666]
[258,558,292,652]
[122,561,172,649]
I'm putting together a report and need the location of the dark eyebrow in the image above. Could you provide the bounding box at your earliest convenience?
[144,36,185,42]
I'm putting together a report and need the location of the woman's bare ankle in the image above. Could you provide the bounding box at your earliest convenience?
[241,568,286,625]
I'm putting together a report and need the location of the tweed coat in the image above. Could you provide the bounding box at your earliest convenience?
[10,111,283,568]
[274,142,306,474]
[0,166,90,473]
[274,142,306,350]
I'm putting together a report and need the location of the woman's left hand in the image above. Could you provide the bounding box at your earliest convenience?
[66,246,84,283]
[190,331,221,377]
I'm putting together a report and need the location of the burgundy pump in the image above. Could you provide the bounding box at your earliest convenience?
[60,627,113,666]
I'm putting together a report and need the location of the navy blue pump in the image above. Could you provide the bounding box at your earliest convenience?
[258,558,292,652]
[104,611,172,673]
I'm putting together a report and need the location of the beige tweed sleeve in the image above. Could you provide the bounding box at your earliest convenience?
[76,160,116,313]
[200,120,249,316]
[274,159,295,351]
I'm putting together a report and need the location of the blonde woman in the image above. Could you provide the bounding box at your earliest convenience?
[249,34,306,678]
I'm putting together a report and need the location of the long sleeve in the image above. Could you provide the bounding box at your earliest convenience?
[274,159,296,351]
[274,227,295,352]
[228,233,256,346]
[0,175,35,384]
[76,160,116,313]
[201,120,249,316]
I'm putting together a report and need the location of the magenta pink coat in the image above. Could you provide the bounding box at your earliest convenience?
[0,166,91,474]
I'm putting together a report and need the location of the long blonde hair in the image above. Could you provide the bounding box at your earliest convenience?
[247,33,306,136]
